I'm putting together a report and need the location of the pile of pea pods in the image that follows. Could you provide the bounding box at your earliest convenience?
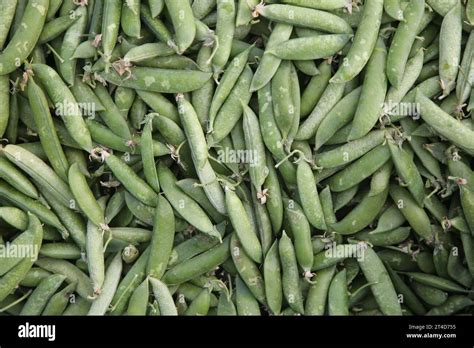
[0,0,473,317]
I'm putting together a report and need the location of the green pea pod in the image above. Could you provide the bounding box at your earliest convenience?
[242,104,268,196]
[417,90,474,156]
[296,161,326,230]
[296,81,346,141]
[258,4,353,34]
[0,157,38,199]
[31,64,93,151]
[388,140,425,207]
[427,295,474,315]
[109,248,150,315]
[99,67,213,94]
[235,276,261,315]
[328,269,349,315]
[69,163,104,227]
[268,34,352,61]
[315,86,362,150]
[3,144,74,208]
[20,274,66,315]
[331,0,383,82]
[88,252,123,315]
[126,278,149,316]
[165,0,196,54]
[279,231,304,314]
[331,188,388,235]
[225,187,262,263]
[250,23,293,92]
[0,0,49,75]
[305,265,336,315]
[42,282,77,316]
[147,196,175,279]
[386,0,425,88]
[164,235,231,285]
[439,2,461,97]
[358,244,403,315]
[301,61,332,118]
[263,241,282,315]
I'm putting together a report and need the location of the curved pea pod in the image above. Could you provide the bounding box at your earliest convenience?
[99,67,213,94]
[101,0,121,63]
[0,157,38,199]
[282,198,313,275]
[328,269,349,315]
[439,1,461,97]
[59,6,88,85]
[103,151,158,207]
[225,187,262,263]
[268,34,351,61]
[272,61,296,142]
[163,235,231,285]
[39,243,81,260]
[385,263,426,315]
[192,0,216,19]
[242,104,268,196]
[263,241,282,315]
[140,3,173,44]
[211,0,235,74]
[35,257,93,300]
[149,277,178,316]
[388,140,425,207]
[121,0,141,38]
[3,144,74,208]
[192,46,214,128]
[263,156,283,234]
[316,129,387,169]
[68,163,104,227]
[165,0,195,54]
[372,204,406,234]
[0,206,28,231]
[301,61,332,118]
[124,43,175,63]
[358,244,403,315]
[137,91,179,124]
[331,187,388,235]
[378,249,418,272]
[331,0,383,83]
[389,185,434,242]
[315,86,362,150]
[20,274,66,315]
[42,282,77,316]
[369,160,393,197]
[235,276,260,316]
[416,91,474,156]
[296,81,346,141]
[403,272,471,293]
[208,65,253,145]
[355,227,411,247]
[0,0,18,49]
[31,64,93,151]
[0,0,48,75]
[140,121,160,192]
[184,287,211,316]
[305,265,336,315]
[250,23,293,92]
[278,232,304,314]
[257,4,352,34]
[447,245,473,288]
[146,196,175,279]
[427,295,474,315]
[384,0,405,20]
[296,161,326,230]
[158,163,220,241]
[386,0,425,88]
[329,145,391,192]
[176,94,208,171]
[348,38,387,140]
